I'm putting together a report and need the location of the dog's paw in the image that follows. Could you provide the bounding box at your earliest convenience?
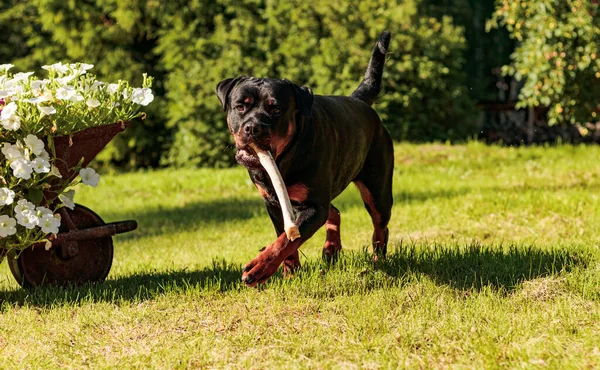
[322,241,341,264]
[241,253,280,287]
[322,248,340,265]
[283,255,301,276]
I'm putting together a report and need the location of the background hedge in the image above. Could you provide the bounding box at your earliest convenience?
[1,0,597,168]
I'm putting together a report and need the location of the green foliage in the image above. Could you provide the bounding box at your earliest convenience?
[0,1,35,68]
[0,0,171,168]
[424,0,515,102]
[160,0,478,166]
[2,0,478,168]
[488,0,600,124]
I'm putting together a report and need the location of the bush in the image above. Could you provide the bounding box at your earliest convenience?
[488,0,600,125]
[160,0,478,167]
[0,0,171,168]
[2,0,478,168]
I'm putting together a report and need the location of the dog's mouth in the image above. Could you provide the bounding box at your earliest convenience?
[235,145,271,169]
[232,130,273,169]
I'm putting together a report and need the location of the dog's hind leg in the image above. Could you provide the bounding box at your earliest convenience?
[354,130,394,260]
[322,204,342,263]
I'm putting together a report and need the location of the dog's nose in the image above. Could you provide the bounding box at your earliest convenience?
[243,122,267,138]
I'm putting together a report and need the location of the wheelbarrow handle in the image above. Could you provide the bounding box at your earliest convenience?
[49,220,137,247]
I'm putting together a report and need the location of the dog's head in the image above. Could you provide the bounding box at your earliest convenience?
[216,77,313,168]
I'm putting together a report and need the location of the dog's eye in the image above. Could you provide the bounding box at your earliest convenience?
[235,105,245,112]
[270,106,281,115]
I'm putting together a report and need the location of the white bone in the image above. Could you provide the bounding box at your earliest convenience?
[250,145,301,241]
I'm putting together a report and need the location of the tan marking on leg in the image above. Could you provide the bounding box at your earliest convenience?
[323,206,342,260]
[355,181,386,256]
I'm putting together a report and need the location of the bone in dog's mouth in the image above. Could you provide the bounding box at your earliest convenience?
[249,143,300,241]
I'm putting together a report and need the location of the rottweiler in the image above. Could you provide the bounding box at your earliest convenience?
[216,31,394,286]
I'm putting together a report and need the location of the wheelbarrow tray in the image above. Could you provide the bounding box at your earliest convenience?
[44,121,130,202]
[6,121,138,287]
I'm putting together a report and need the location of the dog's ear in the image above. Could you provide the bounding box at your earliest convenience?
[216,77,245,111]
[290,83,313,117]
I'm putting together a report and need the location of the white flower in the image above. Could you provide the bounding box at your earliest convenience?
[86,98,101,108]
[0,64,14,72]
[131,88,154,106]
[12,72,34,82]
[39,213,61,234]
[16,209,39,229]
[68,93,84,103]
[35,206,53,218]
[69,63,94,76]
[30,79,50,90]
[0,215,17,237]
[38,105,56,115]
[56,75,76,85]
[59,189,75,210]
[56,86,76,100]
[1,102,18,120]
[7,85,24,99]
[1,115,21,131]
[79,167,100,187]
[10,159,33,180]
[15,199,35,214]
[107,83,119,94]
[37,149,50,161]
[0,188,15,206]
[1,142,25,161]
[91,81,105,90]
[0,90,8,99]
[42,62,69,76]
[24,95,51,104]
[32,157,51,173]
[24,134,45,155]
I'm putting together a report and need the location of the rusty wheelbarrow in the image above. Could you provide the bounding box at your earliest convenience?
[6,122,137,287]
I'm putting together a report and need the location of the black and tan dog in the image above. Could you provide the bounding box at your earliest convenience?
[216,31,394,286]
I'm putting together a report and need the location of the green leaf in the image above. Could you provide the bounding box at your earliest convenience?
[27,188,44,206]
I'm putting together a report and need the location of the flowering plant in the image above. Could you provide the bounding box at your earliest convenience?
[0,62,153,254]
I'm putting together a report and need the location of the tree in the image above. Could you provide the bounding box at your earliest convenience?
[488,0,600,125]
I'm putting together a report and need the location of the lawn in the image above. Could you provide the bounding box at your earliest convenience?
[1,143,600,368]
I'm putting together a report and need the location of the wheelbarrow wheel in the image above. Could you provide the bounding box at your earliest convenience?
[8,204,114,288]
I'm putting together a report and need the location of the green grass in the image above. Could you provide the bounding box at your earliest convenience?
[2,143,600,368]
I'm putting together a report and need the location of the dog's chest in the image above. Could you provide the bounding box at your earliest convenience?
[250,170,309,205]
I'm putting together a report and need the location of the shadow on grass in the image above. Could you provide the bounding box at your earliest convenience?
[0,259,244,308]
[369,241,590,291]
[0,242,591,308]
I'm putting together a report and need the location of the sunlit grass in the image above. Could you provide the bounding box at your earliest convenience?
[1,143,600,368]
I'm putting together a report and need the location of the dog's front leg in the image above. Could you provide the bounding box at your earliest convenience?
[264,201,301,275]
[242,204,328,287]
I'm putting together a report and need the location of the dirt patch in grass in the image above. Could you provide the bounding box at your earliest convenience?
[518,277,568,301]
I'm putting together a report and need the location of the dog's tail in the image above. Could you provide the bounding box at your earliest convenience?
[350,31,391,106]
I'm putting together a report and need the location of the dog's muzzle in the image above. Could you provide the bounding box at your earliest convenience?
[242,121,270,140]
